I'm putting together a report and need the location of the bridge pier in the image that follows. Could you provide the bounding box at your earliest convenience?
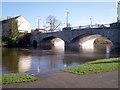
[64,41,71,47]
[113,42,120,49]
[64,41,71,51]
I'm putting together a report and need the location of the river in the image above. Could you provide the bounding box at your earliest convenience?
[1,46,120,74]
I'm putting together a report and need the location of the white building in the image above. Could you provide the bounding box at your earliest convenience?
[16,16,31,33]
[1,16,31,36]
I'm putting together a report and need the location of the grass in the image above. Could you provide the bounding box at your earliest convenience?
[0,73,38,84]
[61,57,120,75]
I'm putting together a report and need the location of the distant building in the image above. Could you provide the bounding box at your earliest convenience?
[0,18,5,21]
[31,28,51,34]
[0,16,31,36]
[34,28,47,33]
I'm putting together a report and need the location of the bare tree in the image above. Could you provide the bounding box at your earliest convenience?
[44,15,61,31]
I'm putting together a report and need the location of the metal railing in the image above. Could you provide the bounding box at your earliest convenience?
[35,24,110,34]
[71,24,110,30]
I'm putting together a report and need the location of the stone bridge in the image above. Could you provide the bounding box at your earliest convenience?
[30,24,120,48]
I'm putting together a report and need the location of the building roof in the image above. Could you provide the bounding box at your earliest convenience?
[0,15,21,24]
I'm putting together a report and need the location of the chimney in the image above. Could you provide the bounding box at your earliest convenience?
[7,16,13,19]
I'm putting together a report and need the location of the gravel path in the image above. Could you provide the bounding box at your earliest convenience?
[3,70,119,88]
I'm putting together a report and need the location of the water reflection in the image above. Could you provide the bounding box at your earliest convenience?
[37,57,40,73]
[30,54,64,74]
[64,45,115,62]
[0,47,2,73]
[2,48,19,73]
[105,46,111,58]
[34,45,64,55]
[18,56,31,73]
[2,48,32,73]
[2,45,120,74]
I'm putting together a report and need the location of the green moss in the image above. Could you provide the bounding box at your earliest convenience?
[61,57,120,75]
[0,73,38,84]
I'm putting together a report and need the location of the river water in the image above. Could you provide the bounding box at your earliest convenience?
[1,46,120,74]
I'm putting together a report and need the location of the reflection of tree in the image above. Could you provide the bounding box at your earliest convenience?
[2,48,31,73]
[2,48,19,72]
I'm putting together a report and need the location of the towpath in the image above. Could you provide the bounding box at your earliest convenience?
[3,70,119,88]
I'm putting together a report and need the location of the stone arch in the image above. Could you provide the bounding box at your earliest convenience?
[70,33,113,48]
[93,36,113,48]
[40,36,65,47]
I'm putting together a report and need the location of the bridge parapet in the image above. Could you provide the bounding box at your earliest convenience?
[110,22,120,29]
[71,24,110,30]
[63,27,72,31]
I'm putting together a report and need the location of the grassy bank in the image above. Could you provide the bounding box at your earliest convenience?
[0,73,38,84]
[61,57,120,75]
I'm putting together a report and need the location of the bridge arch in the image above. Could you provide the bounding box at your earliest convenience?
[32,40,38,47]
[40,36,65,47]
[70,34,113,48]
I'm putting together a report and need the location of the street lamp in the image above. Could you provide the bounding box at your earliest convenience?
[37,16,41,29]
[65,9,69,27]
[116,0,120,22]
[90,16,92,27]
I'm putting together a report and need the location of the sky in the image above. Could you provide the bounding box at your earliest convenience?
[1,1,118,29]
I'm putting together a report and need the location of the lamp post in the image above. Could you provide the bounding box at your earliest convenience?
[118,0,120,22]
[116,0,120,22]
[37,16,40,29]
[90,16,92,27]
[65,9,69,27]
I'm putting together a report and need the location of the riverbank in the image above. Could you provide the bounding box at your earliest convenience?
[61,57,120,75]
[0,73,38,85]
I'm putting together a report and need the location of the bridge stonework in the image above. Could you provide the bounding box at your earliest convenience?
[30,27,120,48]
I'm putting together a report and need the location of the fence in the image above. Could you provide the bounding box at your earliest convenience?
[71,24,110,30]
[38,24,110,33]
